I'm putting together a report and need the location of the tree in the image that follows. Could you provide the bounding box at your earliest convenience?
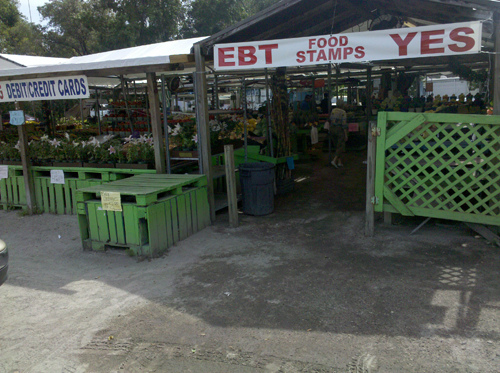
[38,0,116,56]
[182,0,280,37]
[110,0,184,46]
[38,0,184,56]
[0,0,44,55]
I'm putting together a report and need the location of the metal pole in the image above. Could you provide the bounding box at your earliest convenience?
[336,65,340,102]
[161,75,172,174]
[243,78,248,162]
[49,100,55,136]
[328,64,332,163]
[265,68,274,158]
[79,98,84,128]
[120,75,133,134]
[95,89,101,135]
[214,74,220,110]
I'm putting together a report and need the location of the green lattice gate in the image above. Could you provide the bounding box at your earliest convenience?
[374,112,500,226]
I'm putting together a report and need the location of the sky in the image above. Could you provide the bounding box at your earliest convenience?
[19,0,49,25]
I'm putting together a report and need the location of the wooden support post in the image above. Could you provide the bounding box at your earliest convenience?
[384,212,393,225]
[492,14,500,216]
[16,103,36,214]
[243,78,248,162]
[146,72,166,174]
[194,43,215,223]
[0,109,3,131]
[494,14,500,116]
[161,75,172,174]
[365,121,377,236]
[366,67,373,138]
[224,145,239,228]
[265,68,274,157]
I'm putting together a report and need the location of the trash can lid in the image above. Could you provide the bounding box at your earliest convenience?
[239,162,275,171]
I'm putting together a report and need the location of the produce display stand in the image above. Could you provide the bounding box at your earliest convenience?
[75,174,210,257]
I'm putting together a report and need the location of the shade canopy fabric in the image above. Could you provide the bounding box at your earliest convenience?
[0,37,207,86]
[0,54,68,70]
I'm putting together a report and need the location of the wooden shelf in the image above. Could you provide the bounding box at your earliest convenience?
[208,110,244,115]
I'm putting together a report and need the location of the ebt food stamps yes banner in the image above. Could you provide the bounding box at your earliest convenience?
[214,21,482,70]
[0,75,90,102]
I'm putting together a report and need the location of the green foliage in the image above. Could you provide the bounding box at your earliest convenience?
[111,0,183,46]
[0,0,44,55]
[1,0,280,57]
[448,58,487,84]
[38,0,184,56]
[38,0,115,56]
[0,141,19,160]
[0,0,20,29]
[182,0,280,37]
[28,138,52,161]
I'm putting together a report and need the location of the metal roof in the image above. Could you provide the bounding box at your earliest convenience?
[197,0,498,57]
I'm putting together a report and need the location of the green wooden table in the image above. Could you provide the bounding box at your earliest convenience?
[76,174,210,257]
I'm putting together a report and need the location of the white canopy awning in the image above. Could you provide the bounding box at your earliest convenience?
[0,54,68,70]
[0,37,208,86]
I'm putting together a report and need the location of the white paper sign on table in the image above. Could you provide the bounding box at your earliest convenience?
[50,169,65,184]
[0,165,8,179]
[101,191,122,212]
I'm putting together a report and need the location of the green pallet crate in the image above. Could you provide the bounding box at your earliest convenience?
[0,165,156,214]
[76,174,210,257]
[0,167,26,210]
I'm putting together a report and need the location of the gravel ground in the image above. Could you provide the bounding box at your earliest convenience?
[1,151,499,373]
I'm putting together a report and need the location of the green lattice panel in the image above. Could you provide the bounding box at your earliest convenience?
[375,113,500,226]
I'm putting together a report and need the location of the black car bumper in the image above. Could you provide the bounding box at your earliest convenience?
[0,239,8,286]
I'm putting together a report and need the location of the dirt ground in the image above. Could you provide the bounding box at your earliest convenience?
[1,148,499,373]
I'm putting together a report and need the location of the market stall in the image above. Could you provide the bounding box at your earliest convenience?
[190,0,500,234]
[0,37,219,256]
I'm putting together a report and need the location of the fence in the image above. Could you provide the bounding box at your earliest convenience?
[367,112,500,234]
[0,166,156,213]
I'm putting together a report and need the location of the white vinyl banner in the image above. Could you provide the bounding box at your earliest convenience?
[214,21,482,71]
[0,75,90,103]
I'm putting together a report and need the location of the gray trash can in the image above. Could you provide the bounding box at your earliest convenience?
[239,162,275,216]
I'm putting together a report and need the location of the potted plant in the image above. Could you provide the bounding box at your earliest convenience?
[371,97,381,115]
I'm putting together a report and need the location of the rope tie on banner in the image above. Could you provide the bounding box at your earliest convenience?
[330,0,338,36]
